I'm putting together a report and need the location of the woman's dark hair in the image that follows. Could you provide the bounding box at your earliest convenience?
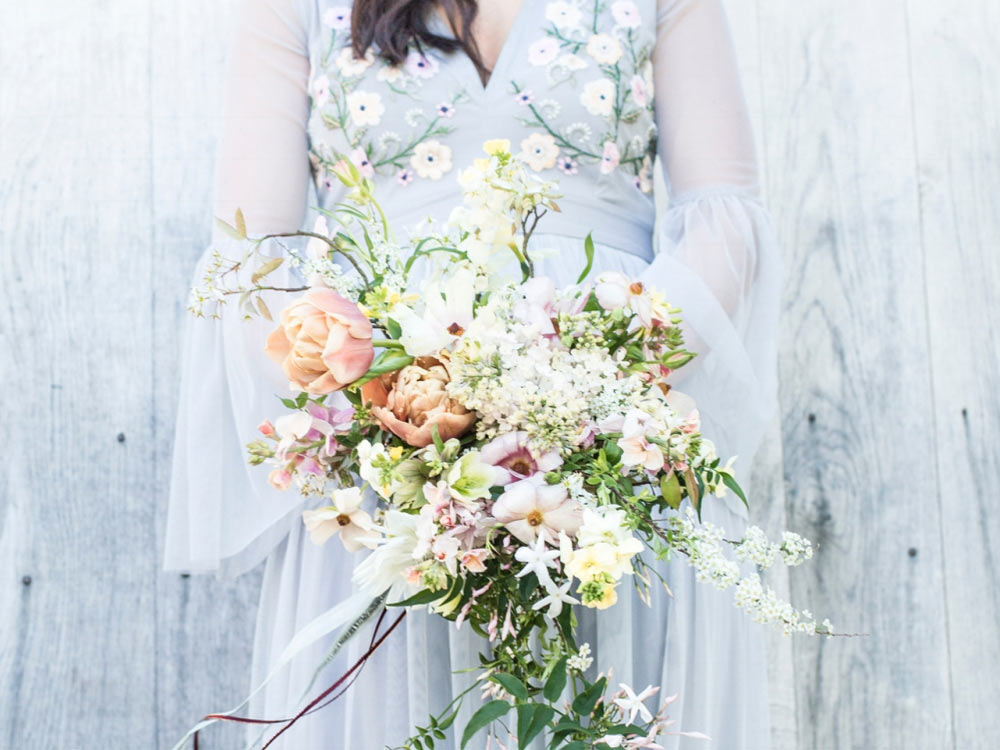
[351,0,488,79]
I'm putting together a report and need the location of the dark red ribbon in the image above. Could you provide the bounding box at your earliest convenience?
[192,608,404,749]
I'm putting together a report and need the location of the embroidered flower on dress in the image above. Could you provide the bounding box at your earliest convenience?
[405,50,439,79]
[346,90,385,127]
[376,64,405,83]
[437,102,456,118]
[600,141,621,174]
[350,147,375,178]
[555,53,588,72]
[336,47,375,77]
[630,73,649,107]
[558,156,579,175]
[611,0,642,29]
[545,1,583,30]
[323,6,351,30]
[311,75,331,107]
[587,34,623,65]
[528,38,560,66]
[515,90,535,106]
[396,168,415,186]
[411,140,453,179]
[520,133,560,171]
[581,79,615,116]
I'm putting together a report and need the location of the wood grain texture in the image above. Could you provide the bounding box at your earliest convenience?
[906,0,1000,747]
[1,0,998,748]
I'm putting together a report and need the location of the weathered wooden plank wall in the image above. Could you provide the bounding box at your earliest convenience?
[1,1,997,748]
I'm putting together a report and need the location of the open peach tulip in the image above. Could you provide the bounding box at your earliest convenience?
[265,289,374,394]
[361,356,476,448]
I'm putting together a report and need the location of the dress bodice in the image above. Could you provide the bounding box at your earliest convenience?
[302,0,659,254]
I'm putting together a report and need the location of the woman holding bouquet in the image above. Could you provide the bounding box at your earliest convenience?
[166,0,783,747]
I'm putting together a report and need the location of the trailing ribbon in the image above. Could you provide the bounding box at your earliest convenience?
[170,590,385,750]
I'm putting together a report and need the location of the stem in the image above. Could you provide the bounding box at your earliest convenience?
[259,230,371,286]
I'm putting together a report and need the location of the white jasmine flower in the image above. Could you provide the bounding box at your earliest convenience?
[614,683,659,724]
[514,533,561,589]
[532,578,579,617]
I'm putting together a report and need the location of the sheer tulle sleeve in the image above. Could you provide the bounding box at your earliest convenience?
[164,0,315,574]
[642,0,783,479]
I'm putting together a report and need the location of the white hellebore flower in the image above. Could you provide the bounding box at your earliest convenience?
[446,450,499,505]
[493,475,582,545]
[614,683,660,725]
[346,90,384,127]
[580,78,616,117]
[514,534,561,589]
[532,578,579,618]
[302,487,379,552]
[594,271,657,326]
[394,268,475,356]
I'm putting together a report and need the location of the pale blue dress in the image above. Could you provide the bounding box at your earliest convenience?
[165,0,783,747]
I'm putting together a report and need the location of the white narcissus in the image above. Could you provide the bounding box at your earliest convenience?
[302,487,378,552]
[493,475,582,544]
[395,268,476,356]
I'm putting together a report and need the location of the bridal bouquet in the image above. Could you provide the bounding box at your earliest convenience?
[187,140,832,749]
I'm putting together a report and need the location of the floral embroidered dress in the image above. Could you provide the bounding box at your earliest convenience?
[165,0,783,747]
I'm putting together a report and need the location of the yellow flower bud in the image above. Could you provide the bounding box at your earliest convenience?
[483,138,511,156]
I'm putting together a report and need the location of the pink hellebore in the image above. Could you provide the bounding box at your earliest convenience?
[618,410,665,472]
[480,431,563,485]
[492,475,582,545]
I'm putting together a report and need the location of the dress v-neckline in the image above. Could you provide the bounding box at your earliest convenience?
[431,0,533,96]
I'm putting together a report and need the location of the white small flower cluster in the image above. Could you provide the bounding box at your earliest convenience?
[567,642,594,672]
[733,574,833,636]
[673,509,832,636]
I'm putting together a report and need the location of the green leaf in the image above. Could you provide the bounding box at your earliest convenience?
[660,471,682,510]
[561,742,588,750]
[387,588,446,608]
[603,441,623,465]
[522,705,554,746]
[461,700,512,749]
[516,704,536,747]
[571,676,606,716]
[431,423,445,454]
[543,657,568,702]
[577,233,595,283]
[722,471,750,511]
[491,673,529,701]
[385,317,402,339]
[556,605,576,651]
[280,397,298,409]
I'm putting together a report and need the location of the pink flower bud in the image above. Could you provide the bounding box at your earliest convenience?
[258,419,275,437]
[268,468,293,490]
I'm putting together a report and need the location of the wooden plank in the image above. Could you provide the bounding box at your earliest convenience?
[720,1,799,746]
[756,0,954,747]
[906,0,1000,746]
[147,2,263,748]
[0,2,158,746]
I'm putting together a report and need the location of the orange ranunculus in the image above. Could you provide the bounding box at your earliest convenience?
[361,356,476,447]
[265,289,374,394]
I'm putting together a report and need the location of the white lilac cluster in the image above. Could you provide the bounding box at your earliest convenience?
[672,508,832,636]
